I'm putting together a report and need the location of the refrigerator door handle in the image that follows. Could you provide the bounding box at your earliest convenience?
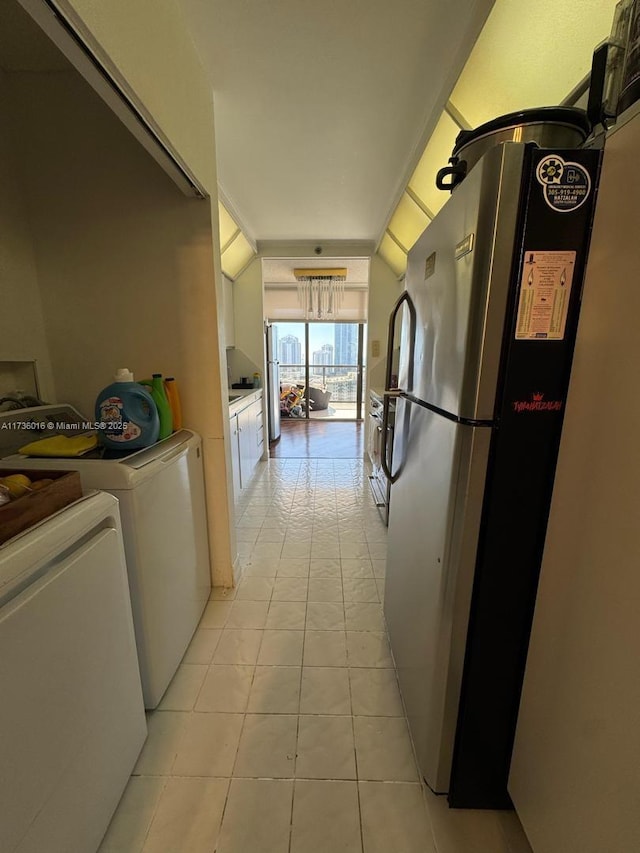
[385,290,417,395]
[381,291,416,483]
[381,393,401,483]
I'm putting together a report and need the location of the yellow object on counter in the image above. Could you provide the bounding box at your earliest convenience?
[164,377,183,431]
[18,434,98,457]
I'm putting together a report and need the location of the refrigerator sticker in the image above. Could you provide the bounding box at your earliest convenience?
[512,392,563,414]
[535,155,592,213]
[515,250,576,340]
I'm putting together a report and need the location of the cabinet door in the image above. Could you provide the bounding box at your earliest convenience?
[367,412,379,467]
[248,398,263,468]
[254,400,265,461]
[229,414,241,498]
[238,406,253,488]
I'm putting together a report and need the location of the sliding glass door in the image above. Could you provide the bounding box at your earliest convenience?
[273,321,366,421]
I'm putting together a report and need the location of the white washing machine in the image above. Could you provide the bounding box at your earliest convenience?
[0,490,146,853]
[0,404,212,708]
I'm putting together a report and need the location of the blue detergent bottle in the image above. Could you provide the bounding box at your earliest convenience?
[95,368,160,450]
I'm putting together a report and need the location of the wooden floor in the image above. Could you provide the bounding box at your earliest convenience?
[269,418,364,458]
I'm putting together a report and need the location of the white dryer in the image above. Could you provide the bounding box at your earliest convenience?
[0,491,146,853]
[0,404,212,708]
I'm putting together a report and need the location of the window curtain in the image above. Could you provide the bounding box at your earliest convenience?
[263,286,368,321]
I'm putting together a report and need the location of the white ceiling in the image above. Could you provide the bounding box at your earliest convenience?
[181,0,494,244]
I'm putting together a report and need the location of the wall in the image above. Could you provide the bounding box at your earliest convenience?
[367,254,403,392]
[7,68,236,586]
[509,110,640,852]
[17,0,239,584]
[0,69,56,403]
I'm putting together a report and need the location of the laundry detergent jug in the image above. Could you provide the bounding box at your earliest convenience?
[95,368,160,450]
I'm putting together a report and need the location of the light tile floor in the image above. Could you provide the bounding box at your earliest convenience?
[99,458,533,853]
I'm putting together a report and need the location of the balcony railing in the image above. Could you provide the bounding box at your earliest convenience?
[279,363,361,403]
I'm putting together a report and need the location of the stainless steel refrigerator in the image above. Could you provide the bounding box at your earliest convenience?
[382,141,601,809]
[265,323,281,441]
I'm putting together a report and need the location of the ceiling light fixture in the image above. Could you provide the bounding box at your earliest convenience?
[293,268,348,320]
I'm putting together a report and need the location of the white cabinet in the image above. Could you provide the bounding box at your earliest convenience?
[237,404,254,487]
[228,413,242,501]
[228,392,264,501]
[253,399,264,460]
[223,275,235,348]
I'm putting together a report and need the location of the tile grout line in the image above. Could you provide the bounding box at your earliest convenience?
[218,501,268,848]
[256,469,296,853]
[133,774,170,853]
[345,550,367,853]
[288,590,308,853]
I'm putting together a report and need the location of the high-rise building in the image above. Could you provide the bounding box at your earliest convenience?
[334,324,358,374]
[279,334,302,365]
[312,343,334,379]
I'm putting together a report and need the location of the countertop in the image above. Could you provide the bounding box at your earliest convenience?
[228,388,262,414]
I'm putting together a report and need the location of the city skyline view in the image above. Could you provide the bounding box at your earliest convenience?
[272,322,362,364]
[272,322,364,405]
[274,322,345,359]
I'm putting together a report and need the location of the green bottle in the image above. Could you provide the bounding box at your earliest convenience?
[140,374,173,440]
